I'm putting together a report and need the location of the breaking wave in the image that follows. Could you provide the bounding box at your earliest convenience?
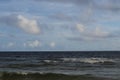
[60,58,116,64]
[41,58,117,65]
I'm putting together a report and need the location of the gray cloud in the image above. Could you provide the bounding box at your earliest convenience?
[0,32,16,38]
[0,33,5,37]
[66,37,84,41]
[1,0,120,12]
[0,0,12,2]
[95,1,120,12]
[34,0,92,5]
[50,13,74,21]
[34,0,120,12]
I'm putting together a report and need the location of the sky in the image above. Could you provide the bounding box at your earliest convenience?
[0,0,120,51]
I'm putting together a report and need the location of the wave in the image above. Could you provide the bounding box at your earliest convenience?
[2,58,118,69]
[42,60,58,63]
[0,72,116,80]
[60,58,116,64]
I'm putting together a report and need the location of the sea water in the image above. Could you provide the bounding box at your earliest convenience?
[0,51,120,79]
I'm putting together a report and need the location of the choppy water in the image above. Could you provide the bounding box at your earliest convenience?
[0,51,120,79]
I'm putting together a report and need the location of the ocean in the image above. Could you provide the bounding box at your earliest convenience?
[0,51,120,80]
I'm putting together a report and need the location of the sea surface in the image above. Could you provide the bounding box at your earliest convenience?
[0,51,120,79]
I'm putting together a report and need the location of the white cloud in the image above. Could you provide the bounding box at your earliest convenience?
[75,23,112,40]
[24,40,41,48]
[92,27,109,38]
[17,15,40,34]
[7,42,14,47]
[76,23,85,32]
[0,14,40,34]
[50,42,56,48]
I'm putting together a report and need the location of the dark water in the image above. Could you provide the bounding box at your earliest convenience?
[0,51,120,79]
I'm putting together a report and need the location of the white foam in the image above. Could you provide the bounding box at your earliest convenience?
[43,60,58,63]
[43,60,51,63]
[61,58,115,64]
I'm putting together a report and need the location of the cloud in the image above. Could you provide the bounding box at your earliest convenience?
[90,27,110,38]
[50,13,73,21]
[0,33,5,37]
[0,0,12,3]
[67,23,115,41]
[0,14,40,34]
[76,24,85,32]
[95,0,120,12]
[7,42,14,47]
[50,42,56,48]
[0,32,16,38]
[24,40,41,48]
[76,23,112,38]
[34,0,120,12]
[34,0,92,5]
